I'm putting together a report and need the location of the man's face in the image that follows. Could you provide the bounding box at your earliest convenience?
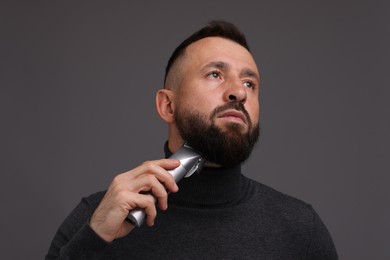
[172,37,260,167]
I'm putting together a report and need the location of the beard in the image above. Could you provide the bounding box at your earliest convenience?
[174,102,260,168]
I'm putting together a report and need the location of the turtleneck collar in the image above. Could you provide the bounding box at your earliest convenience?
[164,142,244,208]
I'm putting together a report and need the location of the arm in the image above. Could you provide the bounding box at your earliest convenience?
[45,194,110,260]
[305,207,339,260]
[46,158,180,259]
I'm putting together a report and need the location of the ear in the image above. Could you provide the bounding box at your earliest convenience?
[156,89,175,123]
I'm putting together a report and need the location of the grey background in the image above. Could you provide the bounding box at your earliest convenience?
[1,1,389,259]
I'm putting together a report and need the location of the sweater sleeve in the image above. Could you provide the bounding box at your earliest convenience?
[45,192,110,260]
[305,206,339,260]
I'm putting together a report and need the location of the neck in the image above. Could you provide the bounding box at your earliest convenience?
[164,142,243,207]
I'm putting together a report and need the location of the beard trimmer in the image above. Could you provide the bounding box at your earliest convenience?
[127,143,204,227]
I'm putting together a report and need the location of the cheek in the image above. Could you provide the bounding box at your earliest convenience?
[175,93,208,119]
[179,89,218,114]
[248,101,260,124]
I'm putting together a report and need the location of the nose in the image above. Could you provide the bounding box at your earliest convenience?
[223,79,247,103]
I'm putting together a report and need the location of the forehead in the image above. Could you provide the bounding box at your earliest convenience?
[183,37,259,75]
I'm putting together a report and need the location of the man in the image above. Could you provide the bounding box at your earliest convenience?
[46,21,338,259]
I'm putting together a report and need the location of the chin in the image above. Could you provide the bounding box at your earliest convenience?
[220,122,248,134]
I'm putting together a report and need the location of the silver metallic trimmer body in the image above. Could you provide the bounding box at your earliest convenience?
[127,144,204,227]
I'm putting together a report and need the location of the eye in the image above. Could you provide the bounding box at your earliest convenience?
[243,80,255,89]
[207,71,222,79]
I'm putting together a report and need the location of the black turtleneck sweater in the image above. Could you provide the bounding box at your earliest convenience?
[46,146,338,260]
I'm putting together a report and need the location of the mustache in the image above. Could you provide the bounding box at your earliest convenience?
[210,102,251,125]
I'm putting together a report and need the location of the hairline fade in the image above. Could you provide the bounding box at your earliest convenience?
[164,20,251,88]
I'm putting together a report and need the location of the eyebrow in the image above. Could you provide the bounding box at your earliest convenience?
[202,61,229,71]
[241,68,260,83]
[201,61,260,82]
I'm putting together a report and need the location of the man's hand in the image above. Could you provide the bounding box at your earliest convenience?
[89,159,180,242]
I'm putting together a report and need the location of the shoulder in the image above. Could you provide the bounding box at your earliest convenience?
[241,176,338,258]
[241,176,328,238]
[242,176,316,222]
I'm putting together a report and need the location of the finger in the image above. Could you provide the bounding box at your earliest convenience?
[135,175,169,210]
[130,193,157,226]
[153,158,181,169]
[150,159,180,192]
[136,159,180,192]
[129,159,180,177]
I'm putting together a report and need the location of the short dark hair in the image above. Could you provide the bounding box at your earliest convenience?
[164,20,250,85]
